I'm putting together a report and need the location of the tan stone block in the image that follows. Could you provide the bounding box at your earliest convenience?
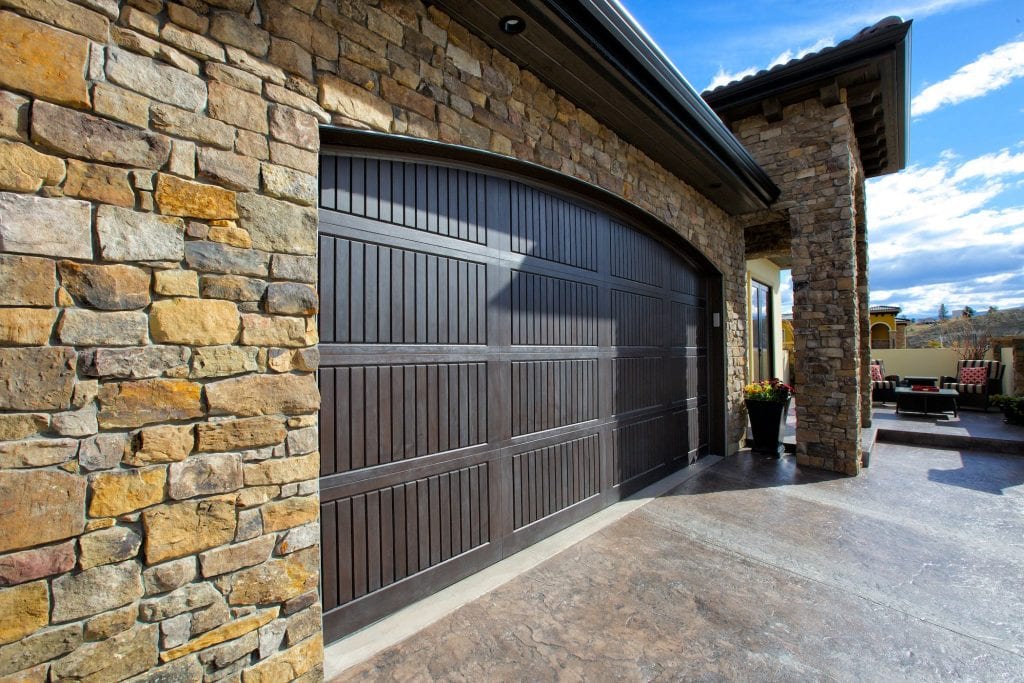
[227,547,317,606]
[0,437,76,469]
[31,100,171,170]
[196,146,261,191]
[0,662,47,682]
[83,603,137,641]
[268,140,318,174]
[198,534,275,578]
[58,261,150,310]
[0,581,48,646]
[142,497,237,564]
[161,23,225,62]
[224,46,285,85]
[206,62,262,94]
[155,173,239,220]
[190,345,259,378]
[268,37,313,80]
[261,495,317,533]
[160,606,278,662]
[208,221,253,249]
[240,314,311,347]
[78,525,142,569]
[97,379,204,429]
[154,269,200,297]
[167,2,208,33]
[235,486,279,509]
[241,632,322,682]
[151,103,235,150]
[0,414,49,442]
[235,191,316,255]
[0,11,90,108]
[106,46,206,111]
[264,83,329,123]
[88,466,167,517]
[0,308,56,345]
[0,90,29,141]
[125,424,195,466]
[210,12,270,56]
[206,372,319,417]
[235,129,269,160]
[168,453,242,500]
[150,298,241,346]
[0,469,84,554]
[0,139,65,192]
[209,81,268,134]
[49,624,157,681]
[319,74,393,131]
[57,309,148,346]
[96,205,185,262]
[62,159,135,208]
[0,255,55,307]
[261,163,316,206]
[195,416,287,453]
[242,452,319,486]
[0,192,92,260]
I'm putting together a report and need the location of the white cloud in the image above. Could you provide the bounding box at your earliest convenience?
[705,38,834,91]
[866,144,1024,317]
[912,39,1024,116]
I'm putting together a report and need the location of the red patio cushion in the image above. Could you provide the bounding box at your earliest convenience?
[870,364,883,381]
[958,366,988,385]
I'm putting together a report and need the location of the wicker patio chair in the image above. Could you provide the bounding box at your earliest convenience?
[940,359,1005,411]
[870,359,900,403]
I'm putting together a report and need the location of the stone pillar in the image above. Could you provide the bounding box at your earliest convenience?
[733,98,864,475]
[855,175,872,429]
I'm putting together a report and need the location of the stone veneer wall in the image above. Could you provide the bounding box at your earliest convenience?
[0,0,746,680]
[731,97,866,475]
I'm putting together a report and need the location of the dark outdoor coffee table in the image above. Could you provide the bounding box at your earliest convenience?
[894,387,958,417]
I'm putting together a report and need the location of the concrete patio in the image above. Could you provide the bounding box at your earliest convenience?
[327,415,1024,681]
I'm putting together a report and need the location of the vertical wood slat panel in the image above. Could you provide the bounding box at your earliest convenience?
[512,435,599,529]
[511,359,598,436]
[511,271,597,346]
[319,237,487,346]
[319,157,487,244]
[321,362,488,475]
[509,182,597,270]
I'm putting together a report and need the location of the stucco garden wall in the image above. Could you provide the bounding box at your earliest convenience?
[0,0,747,680]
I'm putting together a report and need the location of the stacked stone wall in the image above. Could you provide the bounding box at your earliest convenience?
[0,0,746,679]
[732,98,865,474]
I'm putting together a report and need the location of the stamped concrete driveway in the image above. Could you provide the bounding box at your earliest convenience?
[334,444,1024,681]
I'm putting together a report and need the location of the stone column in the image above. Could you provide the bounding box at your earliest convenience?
[788,111,863,476]
[855,175,872,429]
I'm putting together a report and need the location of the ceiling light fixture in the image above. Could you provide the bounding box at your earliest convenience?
[499,15,526,35]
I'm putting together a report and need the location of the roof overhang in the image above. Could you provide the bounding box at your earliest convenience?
[428,0,780,213]
[703,18,911,178]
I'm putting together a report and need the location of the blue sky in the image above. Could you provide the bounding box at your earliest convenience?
[622,0,1024,320]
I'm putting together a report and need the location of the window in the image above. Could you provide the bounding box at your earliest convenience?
[751,280,773,382]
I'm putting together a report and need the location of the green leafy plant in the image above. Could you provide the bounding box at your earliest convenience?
[743,378,794,403]
[990,394,1024,426]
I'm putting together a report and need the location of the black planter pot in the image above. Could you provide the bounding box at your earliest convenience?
[746,398,790,457]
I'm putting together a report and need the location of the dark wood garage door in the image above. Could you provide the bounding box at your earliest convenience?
[318,151,713,642]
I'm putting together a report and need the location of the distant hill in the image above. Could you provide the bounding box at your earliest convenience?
[905,307,1024,349]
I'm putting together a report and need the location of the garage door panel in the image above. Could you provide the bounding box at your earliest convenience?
[321,156,489,243]
[319,362,488,476]
[613,356,663,414]
[610,289,664,347]
[512,433,601,530]
[320,462,493,610]
[609,220,666,287]
[511,359,599,436]
[510,271,599,346]
[511,182,598,270]
[612,414,669,487]
[319,235,487,345]
[319,152,713,640]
